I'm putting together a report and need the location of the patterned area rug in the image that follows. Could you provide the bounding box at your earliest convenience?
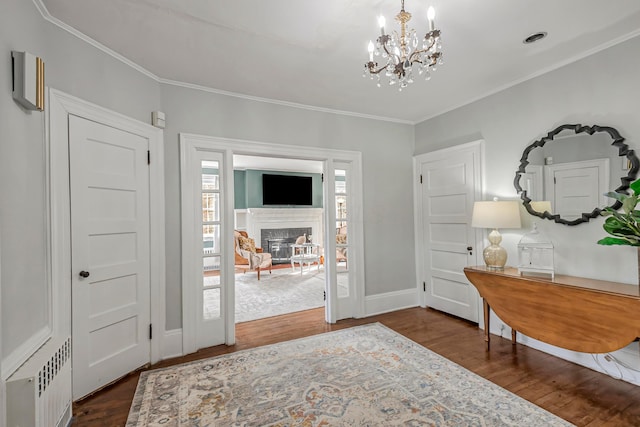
[126,324,572,426]
[234,267,348,323]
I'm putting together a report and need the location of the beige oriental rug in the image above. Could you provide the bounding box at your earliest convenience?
[126,323,573,426]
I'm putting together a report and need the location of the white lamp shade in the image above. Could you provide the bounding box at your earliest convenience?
[530,200,552,213]
[472,200,522,229]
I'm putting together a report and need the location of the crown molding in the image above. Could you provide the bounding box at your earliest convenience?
[158,78,414,125]
[415,29,640,124]
[31,0,413,125]
[32,0,159,81]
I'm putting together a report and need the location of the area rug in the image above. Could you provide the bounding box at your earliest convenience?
[234,267,349,323]
[126,323,572,426]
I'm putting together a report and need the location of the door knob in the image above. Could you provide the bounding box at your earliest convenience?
[79,271,90,278]
[467,246,473,255]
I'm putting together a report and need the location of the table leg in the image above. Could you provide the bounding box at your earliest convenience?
[511,329,517,345]
[483,299,490,351]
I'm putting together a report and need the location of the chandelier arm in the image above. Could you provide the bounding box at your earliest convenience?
[377,34,399,63]
[367,62,389,75]
[407,36,439,64]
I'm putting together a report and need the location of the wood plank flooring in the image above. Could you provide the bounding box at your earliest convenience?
[72,307,640,426]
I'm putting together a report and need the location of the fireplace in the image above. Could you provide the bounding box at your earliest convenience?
[261,227,312,264]
[243,208,324,262]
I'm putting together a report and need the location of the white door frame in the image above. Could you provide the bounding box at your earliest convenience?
[179,133,365,354]
[48,89,166,367]
[413,140,485,324]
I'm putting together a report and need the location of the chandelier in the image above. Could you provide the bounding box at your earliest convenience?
[364,0,443,90]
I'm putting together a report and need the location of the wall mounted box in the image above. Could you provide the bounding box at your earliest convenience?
[12,50,45,111]
[152,111,166,128]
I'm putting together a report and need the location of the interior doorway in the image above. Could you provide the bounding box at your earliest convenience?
[231,154,330,323]
[180,134,365,355]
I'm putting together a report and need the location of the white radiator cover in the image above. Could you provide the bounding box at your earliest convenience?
[7,336,72,427]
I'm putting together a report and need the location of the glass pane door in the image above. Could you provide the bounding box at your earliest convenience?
[197,155,226,348]
[335,168,350,299]
[202,160,221,320]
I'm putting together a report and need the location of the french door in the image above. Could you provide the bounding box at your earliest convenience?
[181,146,231,352]
[181,134,365,352]
[331,162,356,320]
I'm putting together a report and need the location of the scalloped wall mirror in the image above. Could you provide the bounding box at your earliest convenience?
[514,124,639,225]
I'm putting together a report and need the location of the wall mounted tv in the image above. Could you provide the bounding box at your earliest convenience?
[262,174,313,206]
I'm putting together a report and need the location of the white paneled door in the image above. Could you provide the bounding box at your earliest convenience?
[544,159,609,221]
[415,142,482,323]
[69,115,151,400]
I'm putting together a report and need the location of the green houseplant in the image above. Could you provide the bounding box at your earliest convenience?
[597,179,640,247]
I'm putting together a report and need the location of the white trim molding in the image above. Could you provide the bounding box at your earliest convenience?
[364,289,420,317]
[48,89,166,369]
[162,329,184,361]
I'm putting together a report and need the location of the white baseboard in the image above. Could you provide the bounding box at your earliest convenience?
[364,288,419,317]
[1,325,51,380]
[488,318,640,387]
[163,288,415,360]
[162,329,183,360]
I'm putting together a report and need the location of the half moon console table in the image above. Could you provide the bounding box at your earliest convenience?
[463,266,640,354]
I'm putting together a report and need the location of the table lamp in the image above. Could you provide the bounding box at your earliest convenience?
[472,199,522,270]
[530,200,552,215]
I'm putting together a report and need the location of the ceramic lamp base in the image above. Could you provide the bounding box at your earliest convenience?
[483,229,507,270]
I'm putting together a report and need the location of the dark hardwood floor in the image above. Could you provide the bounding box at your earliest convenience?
[72,307,640,426]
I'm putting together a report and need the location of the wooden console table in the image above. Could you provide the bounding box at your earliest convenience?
[463,266,640,354]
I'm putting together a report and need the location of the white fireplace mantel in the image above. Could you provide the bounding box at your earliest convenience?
[243,208,324,248]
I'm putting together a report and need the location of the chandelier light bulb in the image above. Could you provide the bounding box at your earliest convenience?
[364,2,442,91]
[378,15,386,35]
[368,40,375,61]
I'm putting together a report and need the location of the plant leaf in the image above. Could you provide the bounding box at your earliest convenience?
[603,191,628,202]
[597,237,636,246]
[622,195,639,215]
[630,178,640,195]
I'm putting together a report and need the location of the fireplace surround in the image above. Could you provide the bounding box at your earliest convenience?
[241,208,324,263]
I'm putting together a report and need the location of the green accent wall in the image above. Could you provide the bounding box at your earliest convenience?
[235,169,323,208]
[234,170,247,209]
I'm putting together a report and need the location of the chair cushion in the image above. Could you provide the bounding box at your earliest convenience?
[336,234,347,244]
[238,236,256,253]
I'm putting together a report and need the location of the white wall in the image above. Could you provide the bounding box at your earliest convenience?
[0,0,160,364]
[415,35,640,384]
[160,83,416,329]
[415,35,640,284]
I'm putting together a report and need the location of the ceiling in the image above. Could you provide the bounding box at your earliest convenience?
[40,0,640,123]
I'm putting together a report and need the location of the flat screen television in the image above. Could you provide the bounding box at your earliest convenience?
[262,174,313,206]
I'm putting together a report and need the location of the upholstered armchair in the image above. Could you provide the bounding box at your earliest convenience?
[234,230,272,280]
[336,226,347,266]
